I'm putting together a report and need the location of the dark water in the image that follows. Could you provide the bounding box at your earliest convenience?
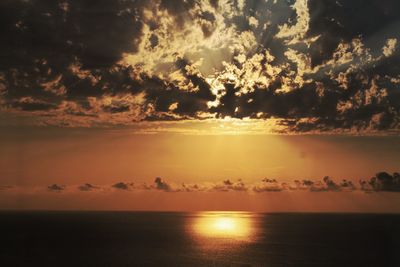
[1,212,400,267]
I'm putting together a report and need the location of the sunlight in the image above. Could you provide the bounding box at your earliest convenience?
[190,212,257,240]
[214,217,235,231]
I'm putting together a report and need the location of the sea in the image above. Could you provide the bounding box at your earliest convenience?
[1,211,400,267]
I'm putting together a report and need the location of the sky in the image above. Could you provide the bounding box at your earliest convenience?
[1,0,400,211]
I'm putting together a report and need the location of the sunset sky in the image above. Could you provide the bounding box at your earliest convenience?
[1,0,400,212]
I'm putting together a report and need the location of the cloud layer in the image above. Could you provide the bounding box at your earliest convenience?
[4,171,400,194]
[1,0,399,133]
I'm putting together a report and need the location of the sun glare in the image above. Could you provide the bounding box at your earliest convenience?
[190,212,257,240]
[214,217,235,231]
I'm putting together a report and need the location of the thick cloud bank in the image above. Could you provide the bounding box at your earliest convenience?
[1,0,399,133]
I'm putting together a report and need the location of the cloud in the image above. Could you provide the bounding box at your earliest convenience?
[253,178,284,192]
[135,173,400,193]
[1,0,400,133]
[340,180,356,191]
[212,179,248,192]
[276,0,310,42]
[47,184,65,192]
[154,177,172,192]
[78,183,99,192]
[361,172,400,192]
[112,182,134,191]
[383,38,398,57]
[252,176,354,193]
[8,170,400,195]
[11,97,56,111]
[322,176,341,192]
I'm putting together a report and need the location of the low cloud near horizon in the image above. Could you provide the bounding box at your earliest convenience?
[4,171,400,194]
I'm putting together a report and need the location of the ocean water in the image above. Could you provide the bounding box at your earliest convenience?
[1,212,400,267]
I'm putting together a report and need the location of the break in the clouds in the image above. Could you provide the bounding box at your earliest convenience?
[1,0,399,133]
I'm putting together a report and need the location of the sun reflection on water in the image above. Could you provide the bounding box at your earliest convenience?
[189,211,258,242]
[187,212,262,264]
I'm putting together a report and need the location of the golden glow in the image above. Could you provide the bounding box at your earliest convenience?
[214,217,235,231]
[190,212,256,240]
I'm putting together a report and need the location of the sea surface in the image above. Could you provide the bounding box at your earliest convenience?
[1,211,400,267]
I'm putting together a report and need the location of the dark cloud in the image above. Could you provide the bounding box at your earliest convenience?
[302,180,314,186]
[253,178,283,192]
[140,59,216,119]
[340,180,356,191]
[47,184,65,192]
[209,0,218,9]
[213,179,247,192]
[362,172,400,192]
[112,182,133,191]
[149,34,159,48]
[307,0,400,65]
[142,174,396,193]
[78,183,98,192]
[0,0,145,114]
[323,176,341,192]
[11,98,56,111]
[159,0,196,29]
[154,177,171,192]
[1,0,399,133]
[103,104,130,114]
[0,0,144,70]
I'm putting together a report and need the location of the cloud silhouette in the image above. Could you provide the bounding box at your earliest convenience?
[362,172,400,192]
[212,179,248,192]
[154,177,172,192]
[142,176,362,193]
[35,171,400,194]
[112,182,134,191]
[47,184,65,192]
[78,183,99,192]
[0,0,399,133]
[253,178,284,192]
[340,180,356,191]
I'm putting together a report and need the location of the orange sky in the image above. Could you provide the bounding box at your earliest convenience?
[1,0,400,212]
[1,127,400,187]
[1,126,400,212]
